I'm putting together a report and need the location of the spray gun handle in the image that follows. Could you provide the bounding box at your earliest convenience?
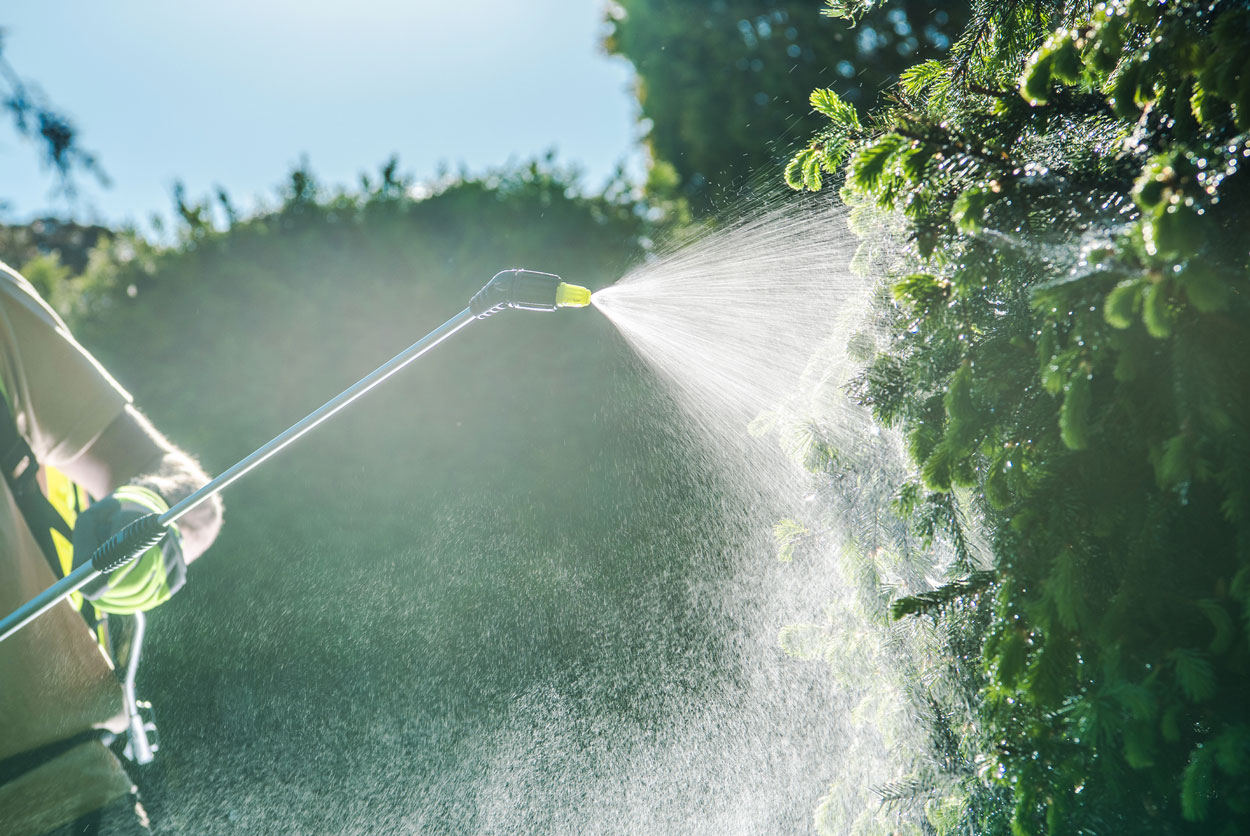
[91,513,168,574]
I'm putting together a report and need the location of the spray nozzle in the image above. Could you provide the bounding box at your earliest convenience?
[469,269,591,318]
[555,282,592,308]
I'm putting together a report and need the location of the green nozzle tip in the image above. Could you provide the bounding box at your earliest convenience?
[555,282,592,308]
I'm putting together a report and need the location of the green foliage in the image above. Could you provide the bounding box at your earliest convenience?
[890,570,994,619]
[810,87,861,127]
[606,0,966,214]
[0,217,110,273]
[784,418,844,474]
[924,792,967,835]
[792,0,1250,832]
[784,146,826,192]
[792,88,866,186]
[773,517,809,562]
[16,251,72,312]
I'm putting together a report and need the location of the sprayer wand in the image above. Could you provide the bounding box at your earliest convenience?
[0,269,591,643]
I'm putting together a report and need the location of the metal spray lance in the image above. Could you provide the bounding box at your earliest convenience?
[0,269,593,642]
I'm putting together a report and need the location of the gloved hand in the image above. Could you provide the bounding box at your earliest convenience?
[72,486,185,615]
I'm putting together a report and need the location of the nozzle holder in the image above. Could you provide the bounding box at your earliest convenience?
[471,269,566,318]
[91,513,168,574]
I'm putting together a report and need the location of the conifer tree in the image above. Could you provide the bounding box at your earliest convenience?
[791,1,1250,832]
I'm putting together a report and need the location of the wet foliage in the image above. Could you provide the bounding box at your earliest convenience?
[792,0,1250,833]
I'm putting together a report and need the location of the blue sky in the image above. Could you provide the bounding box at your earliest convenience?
[1,1,642,229]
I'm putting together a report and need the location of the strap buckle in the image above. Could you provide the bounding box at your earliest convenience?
[122,700,160,765]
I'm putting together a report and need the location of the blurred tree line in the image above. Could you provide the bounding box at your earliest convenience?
[16,156,719,834]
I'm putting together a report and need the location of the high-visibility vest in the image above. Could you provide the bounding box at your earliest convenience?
[0,379,108,648]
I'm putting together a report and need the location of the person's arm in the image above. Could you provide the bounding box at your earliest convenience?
[60,403,223,564]
[0,262,221,614]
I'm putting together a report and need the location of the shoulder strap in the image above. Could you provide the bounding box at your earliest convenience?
[0,386,75,579]
[0,728,114,789]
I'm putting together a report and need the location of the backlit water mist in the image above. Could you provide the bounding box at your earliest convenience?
[575,193,958,834]
[139,192,961,836]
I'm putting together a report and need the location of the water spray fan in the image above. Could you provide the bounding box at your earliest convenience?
[0,269,592,642]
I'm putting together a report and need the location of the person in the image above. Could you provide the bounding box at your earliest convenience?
[0,260,223,835]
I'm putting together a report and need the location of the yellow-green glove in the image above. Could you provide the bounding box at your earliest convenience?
[72,486,185,615]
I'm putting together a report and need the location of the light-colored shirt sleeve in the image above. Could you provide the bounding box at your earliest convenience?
[0,261,132,469]
[0,261,130,792]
